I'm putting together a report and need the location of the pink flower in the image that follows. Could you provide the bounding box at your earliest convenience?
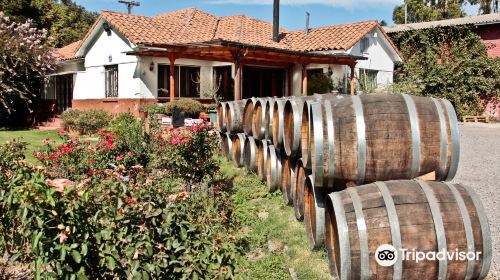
[58,226,70,243]
[131,165,143,170]
[46,178,73,194]
[127,152,133,157]
[116,154,124,161]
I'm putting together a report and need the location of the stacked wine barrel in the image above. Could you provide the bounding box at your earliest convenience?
[217,94,492,280]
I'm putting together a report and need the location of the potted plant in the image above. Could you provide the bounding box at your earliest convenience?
[204,103,218,123]
[165,99,204,127]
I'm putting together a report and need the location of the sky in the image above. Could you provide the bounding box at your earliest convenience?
[75,0,481,30]
[75,0,405,29]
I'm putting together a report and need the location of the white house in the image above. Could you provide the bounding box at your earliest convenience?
[47,8,402,115]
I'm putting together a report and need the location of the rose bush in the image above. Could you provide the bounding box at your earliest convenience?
[0,119,238,279]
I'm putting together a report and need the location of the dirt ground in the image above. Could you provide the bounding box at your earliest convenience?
[451,123,500,279]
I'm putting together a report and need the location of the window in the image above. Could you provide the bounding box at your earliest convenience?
[157,65,200,98]
[359,68,378,93]
[105,65,118,98]
[360,37,370,53]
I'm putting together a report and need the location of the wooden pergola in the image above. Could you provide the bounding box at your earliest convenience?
[127,40,366,100]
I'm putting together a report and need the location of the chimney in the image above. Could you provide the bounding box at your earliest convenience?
[273,0,280,42]
[305,12,310,35]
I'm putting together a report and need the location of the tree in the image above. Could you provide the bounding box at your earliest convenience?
[390,25,500,117]
[468,0,499,13]
[0,12,55,115]
[393,0,465,24]
[0,0,97,47]
[380,20,388,26]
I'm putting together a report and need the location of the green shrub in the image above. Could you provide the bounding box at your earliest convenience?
[165,99,204,118]
[307,73,334,95]
[75,109,111,135]
[61,109,82,131]
[141,103,166,115]
[109,112,138,136]
[0,126,240,279]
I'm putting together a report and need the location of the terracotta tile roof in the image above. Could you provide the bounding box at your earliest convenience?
[57,8,398,60]
[214,14,289,49]
[283,21,378,52]
[53,40,83,60]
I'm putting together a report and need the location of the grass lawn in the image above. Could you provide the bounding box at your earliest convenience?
[221,159,331,280]
[0,129,61,163]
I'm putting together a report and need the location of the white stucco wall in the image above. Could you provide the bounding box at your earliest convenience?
[348,28,400,87]
[73,28,145,100]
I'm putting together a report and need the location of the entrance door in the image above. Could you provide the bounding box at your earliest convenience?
[242,66,286,99]
[55,74,73,114]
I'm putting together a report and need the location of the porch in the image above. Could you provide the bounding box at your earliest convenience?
[127,40,364,102]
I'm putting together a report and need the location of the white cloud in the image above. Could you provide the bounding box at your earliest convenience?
[206,0,401,8]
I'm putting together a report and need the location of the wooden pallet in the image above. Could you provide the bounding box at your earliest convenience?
[462,115,490,123]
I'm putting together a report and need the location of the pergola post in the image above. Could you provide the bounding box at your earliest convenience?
[350,62,356,96]
[234,62,242,100]
[301,64,308,96]
[169,54,176,101]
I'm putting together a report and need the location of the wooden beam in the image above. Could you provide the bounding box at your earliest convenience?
[302,64,308,96]
[350,63,356,96]
[169,55,176,101]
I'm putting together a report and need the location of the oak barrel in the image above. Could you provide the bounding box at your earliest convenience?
[283,94,334,157]
[243,97,258,135]
[217,102,227,132]
[293,158,310,221]
[225,100,246,134]
[252,97,272,140]
[304,174,330,249]
[231,133,246,168]
[325,180,492,280]
[266,144,282,192]
[307,94,460,189]
[264,98,277,140]
[272,97,287,149]
[256,140,271,181]
[221,132,232,160]
[281,153,296,205]
[243,136,258,172]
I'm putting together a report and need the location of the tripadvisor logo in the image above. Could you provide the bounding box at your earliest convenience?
[375,244,482,267]
[375,244,398,267]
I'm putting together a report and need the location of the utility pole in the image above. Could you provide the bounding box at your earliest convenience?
[118,1,140,14]
[404,3,408,24]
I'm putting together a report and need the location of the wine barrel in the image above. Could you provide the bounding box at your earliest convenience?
[307,94,460,189]
[293,158,310,221]
[252,97,272,140]
[257,140,271,181]
[283,94,334,157]
[304,174,330,249]
[221,132,232,160]
[243,136,258,172]
[231,133,246,167]
[217,102,227,132]
[225,100,246,134]
[243,97,258,135]
[264,98,277,140]
[272,97,287,149]
[266,144,282,192]
[325,180,492,280]
[281,153,296,205]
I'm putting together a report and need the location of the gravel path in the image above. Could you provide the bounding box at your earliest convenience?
[451,123,500,279]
